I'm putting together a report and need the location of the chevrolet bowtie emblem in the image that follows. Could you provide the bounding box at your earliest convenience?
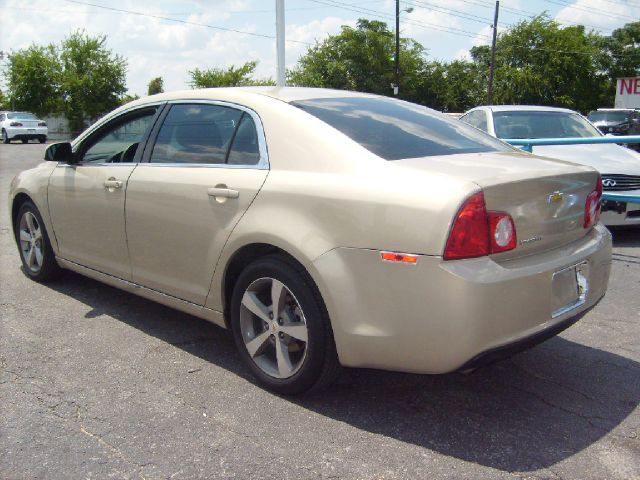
[548,192,564,204]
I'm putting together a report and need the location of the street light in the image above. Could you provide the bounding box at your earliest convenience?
[393,2,413,96]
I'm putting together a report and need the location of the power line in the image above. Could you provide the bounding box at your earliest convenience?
[307,0,492,39]
[542,0,639,22]
[62,0,313,46]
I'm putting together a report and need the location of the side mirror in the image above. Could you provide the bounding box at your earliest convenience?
[44,142,76,163]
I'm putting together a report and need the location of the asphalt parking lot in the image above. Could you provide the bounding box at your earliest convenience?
[1,142,638,480]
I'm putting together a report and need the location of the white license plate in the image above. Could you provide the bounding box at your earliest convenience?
[27,129,36,133]
[551,262,589,318]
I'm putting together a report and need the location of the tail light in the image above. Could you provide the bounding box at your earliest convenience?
[444,191,517,260]
[584,174,602,229]
[38,122,47,127]
[10,122,23,127]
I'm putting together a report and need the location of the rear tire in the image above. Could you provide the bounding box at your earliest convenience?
[39,136,47,144]
[21,139,28,144]
[15,201,61,282]
[2,130,9,144]
[230,254,341,394]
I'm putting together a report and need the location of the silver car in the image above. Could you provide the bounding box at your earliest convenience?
[460,105,640,226]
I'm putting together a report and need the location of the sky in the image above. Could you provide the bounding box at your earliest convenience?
[0,0,638,96]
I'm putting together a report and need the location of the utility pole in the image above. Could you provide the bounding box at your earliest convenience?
[276,0,285,87]
[394,0,400,96]
[487,0,499,104]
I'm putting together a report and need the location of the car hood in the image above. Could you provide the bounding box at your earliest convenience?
[530,143,640,175]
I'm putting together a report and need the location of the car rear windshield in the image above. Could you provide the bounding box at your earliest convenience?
[588,111,630,123]
[291,97,510,160]
[7,112,37,120]
[493,111,601,139]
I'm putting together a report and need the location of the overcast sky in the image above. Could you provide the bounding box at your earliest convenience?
[1,0,638,96]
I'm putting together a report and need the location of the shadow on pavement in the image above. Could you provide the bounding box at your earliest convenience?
[609,226,640,248]
[45,270,639,473]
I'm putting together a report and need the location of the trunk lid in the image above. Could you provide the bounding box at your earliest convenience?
[398,151,599,258]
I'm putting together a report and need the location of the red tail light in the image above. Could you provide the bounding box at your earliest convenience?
[584,174,602,229]
[10,122,23,127]
[38,122,47,127]
[444,191,517,260]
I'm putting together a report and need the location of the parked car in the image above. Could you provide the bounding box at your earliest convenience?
[460,105,640,227]
[587,108,640,137]
[1,111,48,144]
[10,88,611,394]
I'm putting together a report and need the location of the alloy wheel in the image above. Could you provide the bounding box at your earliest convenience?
[19,211,44,272]
[239,277,309,379]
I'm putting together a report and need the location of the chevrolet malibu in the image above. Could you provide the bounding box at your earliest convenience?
[9,88,611,394]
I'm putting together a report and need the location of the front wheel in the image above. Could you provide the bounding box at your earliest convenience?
[230,255,340,394]
[15,201,61,282]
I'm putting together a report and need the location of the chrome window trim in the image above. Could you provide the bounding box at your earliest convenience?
[145,99,270,170]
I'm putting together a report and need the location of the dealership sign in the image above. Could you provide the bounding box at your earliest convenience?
[615,77,640,109]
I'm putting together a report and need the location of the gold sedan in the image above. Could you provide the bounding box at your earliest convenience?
[9,87,611,394]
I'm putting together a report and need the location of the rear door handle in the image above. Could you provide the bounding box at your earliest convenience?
[207,187,239,199]
[104,178,124,190]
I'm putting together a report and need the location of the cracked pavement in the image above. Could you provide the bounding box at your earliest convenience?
[1,143,639,479]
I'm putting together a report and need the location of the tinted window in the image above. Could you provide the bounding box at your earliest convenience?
[150,104,242,164]
[493,111,601,139]
[461,110,488,132]
[81,108,157,163]
[227,114,260,165]
[7,112,37,120]
[588,111,630,123]
[292,97,509,160]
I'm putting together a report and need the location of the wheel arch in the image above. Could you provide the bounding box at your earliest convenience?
[219,242,329,330]
[11,192,34,234]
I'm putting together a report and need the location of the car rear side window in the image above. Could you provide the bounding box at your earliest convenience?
[150,104,242,164]
[227,114,260,165]
[292,97,510,160]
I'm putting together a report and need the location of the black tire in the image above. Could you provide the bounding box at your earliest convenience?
[21,139,28,144]
[15,201,62,282]
[230,254,341,395]
[2,129,9,144]
[39,136,47,144]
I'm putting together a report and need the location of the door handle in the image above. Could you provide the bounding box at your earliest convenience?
[207,187,239,199]
[104,178,124,190]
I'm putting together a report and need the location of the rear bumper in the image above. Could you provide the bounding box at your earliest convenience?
[313,224,612,374]
[5,127,48,140]
[457,298,600,372]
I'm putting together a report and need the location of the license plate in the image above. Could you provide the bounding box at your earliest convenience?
[551,262,589,318]
[27,129,36,133]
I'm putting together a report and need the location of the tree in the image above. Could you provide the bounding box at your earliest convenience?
[60,30,127,132]
[602,21,640,80]
[5,44,61,115]
[470,16,610,112]
[147,76,164,95]
[0,88,11,110]
[288,19,428,103]
[188,61,274,88]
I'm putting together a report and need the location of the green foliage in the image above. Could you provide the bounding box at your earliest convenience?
[147,76,164,95]
[188,61,274,88]
[60,30,127,132]
[0,89,8,110]
[5,44,62,116]
[288,19,427,102]
[601,21,640,80]
[477,16,611,112]
[4,31,127,132]
[119,93,140,105]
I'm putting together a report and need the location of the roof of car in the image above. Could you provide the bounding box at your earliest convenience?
[472,105,577,114]
[136,86,379,105]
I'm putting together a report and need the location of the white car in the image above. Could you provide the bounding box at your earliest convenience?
[460,105,640,226]
[1,111,48,144]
